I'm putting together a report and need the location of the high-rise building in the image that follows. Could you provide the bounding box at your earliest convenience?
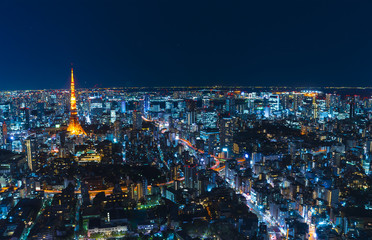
[202,97,210,109]
[326,93,332,109]
[0,122,7,147]
[121,101,126,113]
[225,93,236,114]
[326,93,340,111]
[312,96,318,119]
[269,94,280,111]
[110,110,116,123]
[280,93,290,110]
[187,111,196,125]
[25,137,37,171]
[129,183,136,200]
[293,93,303,111]
[184,163,197,189]
[132,111,142,130]
[171,164,180,180]
[326,188,339,207]
[67,68,86,136]
[89,97,104,121]
[37,102,45,119]
[143,95,150,113]
[22,108,30,129]
[186,99,197,126]
[136,180,147,200]
[219,116,234,150]
[349,100,355,119]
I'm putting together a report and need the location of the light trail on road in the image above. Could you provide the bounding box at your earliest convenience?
[178,138,221,170]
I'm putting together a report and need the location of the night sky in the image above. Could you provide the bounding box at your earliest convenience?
[0,0,371,90]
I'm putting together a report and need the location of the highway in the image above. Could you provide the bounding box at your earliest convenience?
[178,138,220,170]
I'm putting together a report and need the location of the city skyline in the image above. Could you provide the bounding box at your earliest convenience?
[0,84,370,239]
[0,1,371,239]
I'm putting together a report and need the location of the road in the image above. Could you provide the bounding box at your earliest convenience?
[131,117,315,239]
[178,133,318,240]
[177,136,287,238]
[178,138,220,170]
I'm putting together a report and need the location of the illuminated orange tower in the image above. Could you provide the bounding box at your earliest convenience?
[67,68,87,135]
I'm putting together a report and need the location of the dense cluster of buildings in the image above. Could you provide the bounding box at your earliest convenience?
[0,71,370,239]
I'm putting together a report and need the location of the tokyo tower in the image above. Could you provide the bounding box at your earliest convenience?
[67,68,87,136]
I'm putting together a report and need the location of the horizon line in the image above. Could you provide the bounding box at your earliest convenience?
[0,85,371,92]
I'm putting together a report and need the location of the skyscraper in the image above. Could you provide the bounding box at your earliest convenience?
[219,116,234,150]
[349,100,355,119]
[25,137,37,171]
[184,163,197,189]
[67,68,87,136]
[0,122,7,147]
[312,96,318,120]
[143,95,150,114]
[132,110,142,130]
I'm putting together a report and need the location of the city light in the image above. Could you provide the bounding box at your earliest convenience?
[0,2,370,239]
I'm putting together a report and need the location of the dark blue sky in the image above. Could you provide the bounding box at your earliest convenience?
[0,0,371,90]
